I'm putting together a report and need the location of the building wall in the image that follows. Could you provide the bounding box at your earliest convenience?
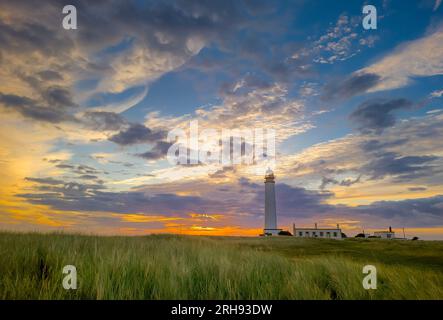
[374,232,395,239]
[293,228,342,239]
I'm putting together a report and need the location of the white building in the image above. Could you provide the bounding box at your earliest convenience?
[374,226,395,239]
[293,223,342,239]
[263,168,281,236]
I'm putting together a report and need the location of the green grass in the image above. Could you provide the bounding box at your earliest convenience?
[0,232,442,299]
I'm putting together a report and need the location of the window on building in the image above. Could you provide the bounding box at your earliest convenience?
[320,232,324,237]
[305,232,309,236]
[333,232,337,237]
[299,232,302,236]
[326,232,330,237]
[387,234,391,238]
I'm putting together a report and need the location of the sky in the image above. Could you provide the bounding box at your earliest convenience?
[0,0,443,239]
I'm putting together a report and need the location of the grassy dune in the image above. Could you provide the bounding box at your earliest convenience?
[0,232,442,299]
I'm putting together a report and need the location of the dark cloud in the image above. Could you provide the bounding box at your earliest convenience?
[18,180,216,215]
[349,98,413,133]
[37,70,64,81]
[0,93,76,123]
[25,177,64,185]
[361,152,440,181]
[353,195,443,224]
[108,160,136,168]
[42,86,77,108]
[273,184,333,216]
[75,164,100,175]
[361,138,409,152]
[137,141,173,160]
[109,123,166,146]
[238,177,261,190]
[408,187,427,192]
[209,166,236,179]
[54,163,103,181]
[318,135,440,188]
[0,19,74,56]
[323,72,380,100]
[78,174,99,180]
[319,175,361,190]
[55,164,75,169]
[0,93,34,107]
[22,180,106,199]
[82,111,128,131]
[43,158,62,163]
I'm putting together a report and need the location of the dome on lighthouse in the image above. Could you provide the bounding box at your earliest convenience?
[264,168,275,182]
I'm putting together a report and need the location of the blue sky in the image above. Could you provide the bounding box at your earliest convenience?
[0,0,442,238]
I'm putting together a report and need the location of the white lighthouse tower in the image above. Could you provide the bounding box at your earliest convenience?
[264,168,281,235]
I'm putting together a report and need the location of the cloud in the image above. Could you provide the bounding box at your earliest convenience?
[2,1,443,235]
[37,70,64,82]
[25,177,65,185]
[360,26,443,92]
[323,73,381,100]
[323,26,443,98]
[272,183,333,216]
[430,89,443,98]
[0,0,260,123]
[0,19,74,56]
[78,174,99,180]
[295,14,378,65]
[409,187,427,192]
[42,86,77,108]
[109,123,165,146]
[55,164,75,169]
[360,138,410,152]
[82,111,128,131]
[87,86,149,114]
[0,93,76,123]
[361,152,440,181]
[152,83,311,143]
[276,112,443,204]
[349,98,413,133]
[137,141,173,160]
[19,172,333,218]
[353,195,443,225]
[69,0,253,93]
[18,173,443,228]
[434,0,442,11]
[19,178,217,215]
[320,175,361,190]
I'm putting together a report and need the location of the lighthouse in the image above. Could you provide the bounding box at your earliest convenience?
[264,168,281,235]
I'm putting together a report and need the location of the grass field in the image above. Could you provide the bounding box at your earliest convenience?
[1,232,442,300]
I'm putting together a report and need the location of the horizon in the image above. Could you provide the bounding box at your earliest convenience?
[1,0,443,240]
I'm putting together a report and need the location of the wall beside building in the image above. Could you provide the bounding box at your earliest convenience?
[374,231,395,239]
[293,227,342,240]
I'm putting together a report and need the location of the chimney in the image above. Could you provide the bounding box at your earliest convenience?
[389,226,392,233]
[337,224,340,229]
[315,223,317,229]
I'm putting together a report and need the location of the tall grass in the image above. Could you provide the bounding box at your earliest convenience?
[0,232,442,299]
